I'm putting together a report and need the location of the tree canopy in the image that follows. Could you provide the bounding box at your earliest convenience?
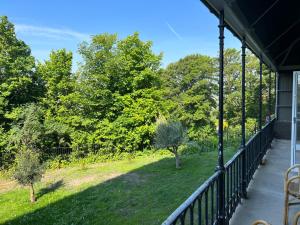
[0,16,275,169]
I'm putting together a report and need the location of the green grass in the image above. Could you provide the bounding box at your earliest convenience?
[0,148,236,225]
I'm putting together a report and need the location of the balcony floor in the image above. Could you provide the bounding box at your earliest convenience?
[230,139,299,225]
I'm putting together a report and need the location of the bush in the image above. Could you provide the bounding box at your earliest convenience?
[47,155,69,169]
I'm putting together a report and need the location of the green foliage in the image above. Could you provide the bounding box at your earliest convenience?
[0,104,45,168]
[246,118,258,136]
[37,49,74,117]
[154,119,187,150]
[0,16,40,125]
[94,89,164,153]
[162,54,217,140]
[47,155,69,170]
[0,16,276,169]
[13,149,44,186]
[0,126,9,168]
[36,49,74,149]
[8,104,46,202]
[8,104,44,149]
[65,32,163,152]
[223,48,271,126]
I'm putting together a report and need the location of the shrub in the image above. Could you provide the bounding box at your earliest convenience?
[47,155,69,169]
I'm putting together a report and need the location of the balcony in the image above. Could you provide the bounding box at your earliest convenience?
[230,139,292,225]
[162,0,300,224]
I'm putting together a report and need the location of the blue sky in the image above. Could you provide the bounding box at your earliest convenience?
[1,0,240,70]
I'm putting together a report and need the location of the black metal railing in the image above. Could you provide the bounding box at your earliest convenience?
[161,118,275,225]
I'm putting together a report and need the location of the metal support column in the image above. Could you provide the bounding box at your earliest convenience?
[241,37,247,198]
[267,69,272,148]
[275,71,278,118]
[216,10,226,225]
[268,69,272,121]
[259,59,263,131]
[259,58,263,161]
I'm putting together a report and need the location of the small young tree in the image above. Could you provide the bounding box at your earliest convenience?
[154,119,187,168]
[13,149,44,202]
[8,104,45,202]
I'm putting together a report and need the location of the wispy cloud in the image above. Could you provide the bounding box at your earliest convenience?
[15,24,90,41]
[165,21,182,40]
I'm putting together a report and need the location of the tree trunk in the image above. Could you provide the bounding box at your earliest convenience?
[29,183,36,203]
[174,150,181,169]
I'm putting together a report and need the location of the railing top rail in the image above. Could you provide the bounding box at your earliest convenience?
[226,119,275,168]
[161,170,221,225]
[225,148,242,168]
[245,118,275,146]
[262,118,275,129]
[246,132,259,146]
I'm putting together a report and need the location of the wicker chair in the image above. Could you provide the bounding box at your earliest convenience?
[252,220,270,225]
[284,164,300,225]
[294,211,300,225]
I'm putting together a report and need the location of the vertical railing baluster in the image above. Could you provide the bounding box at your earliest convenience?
[268,69,272,121]
[211,184,214,225]
[252,139,255,175]
[248,144,250,184]
[198,196,202,225]
[239,157,242,200]
[205,190,209,225]
[249,142,252,178]
[235,161,238,206]
[230,166,232,216]
[233,163,236,207]
[180,215,185,225]
[190,205,194,225]
[216,178,219,224]
[275,71,278,118]
[237,159,240,203]
[237,159,239,202]
[226,168,229,219]
[240,157,243,200]
[246,145,248,184]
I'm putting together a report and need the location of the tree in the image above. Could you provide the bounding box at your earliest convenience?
[0,16,42,163]
[36,49,74,148]
[0,16,40,127]
[94,88,165,153]
[69,32,164,152]
[222,49,270,127]
[8,104,45,150]
[37,49,74,118]
[223,48,242,126]
[154,119,187,168]
[13,149,44,202]
[75,33,117,121]
[7,104,45,203]
[162,54,217,141]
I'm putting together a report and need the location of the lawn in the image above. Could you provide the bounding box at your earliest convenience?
[0,148,236,225]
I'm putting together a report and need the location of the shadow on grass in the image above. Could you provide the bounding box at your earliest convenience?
[3,154,219,225]
[36,180,64,200]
